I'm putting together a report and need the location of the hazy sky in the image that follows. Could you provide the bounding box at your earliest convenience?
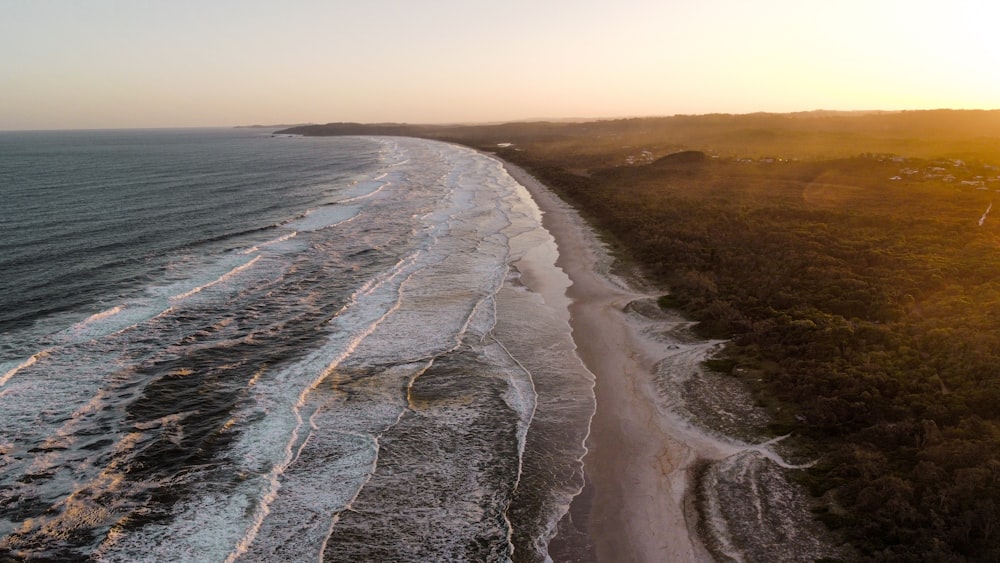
[2,0,997,129]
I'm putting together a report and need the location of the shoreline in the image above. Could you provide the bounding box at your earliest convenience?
[500,160,715,562]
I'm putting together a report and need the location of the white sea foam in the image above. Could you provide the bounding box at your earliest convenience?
[0,352,44,387]
[239,231,298,254]
[336,177,390,204]
[121,221,433,560]
[256,139,569,558]
[77,305,125,327]
[2,254,273,382]
[170,255,261,301]
[285,204,361,232]
[53,137,597,561]
[0,247,277,491]
[57,302,162,344]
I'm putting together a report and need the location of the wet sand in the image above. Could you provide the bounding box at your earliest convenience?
[501,161,718,562]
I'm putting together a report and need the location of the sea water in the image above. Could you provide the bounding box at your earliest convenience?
[0,129,594,561]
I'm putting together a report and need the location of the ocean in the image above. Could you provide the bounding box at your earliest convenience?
[0,129,594,561]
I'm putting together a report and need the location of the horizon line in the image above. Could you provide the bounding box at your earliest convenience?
[3,107,1000,133]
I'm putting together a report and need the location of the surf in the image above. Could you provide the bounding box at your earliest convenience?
[0,133,598,562]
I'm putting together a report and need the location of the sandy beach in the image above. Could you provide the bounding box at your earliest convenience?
[499,155,863,563]
[501,161,719,562]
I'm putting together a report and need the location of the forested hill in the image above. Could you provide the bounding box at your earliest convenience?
[284,110,1000,560]
[279,109,1000,161]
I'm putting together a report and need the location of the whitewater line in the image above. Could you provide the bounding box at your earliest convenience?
[225,270,416,563]
[395,258,503,415]
[318,357,436,561]
[980,201,993,226]
[240,231,297,255]
[335,251,421,315]
[487,229,541,560]
[76,304,125,327]
[144,255,266,327]
[0,352,45,387]
[293,363,438,561]
[172,255,262,301]
[316,429,381,563]
[489,331,540,559]
[287,405,319,469]
[337,180,390,204]
[13,256,266,370]
[317,265,513,557]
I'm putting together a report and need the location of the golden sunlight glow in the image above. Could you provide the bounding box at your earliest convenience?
[0,0,997,129]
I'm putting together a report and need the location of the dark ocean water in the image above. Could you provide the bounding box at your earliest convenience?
[0,129,594,561]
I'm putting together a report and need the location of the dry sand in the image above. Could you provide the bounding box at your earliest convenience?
[501,161,723,562]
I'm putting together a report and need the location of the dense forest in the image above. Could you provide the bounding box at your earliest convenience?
[281,111,1000,561]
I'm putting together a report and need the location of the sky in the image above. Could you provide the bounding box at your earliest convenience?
[1,0,998,130]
